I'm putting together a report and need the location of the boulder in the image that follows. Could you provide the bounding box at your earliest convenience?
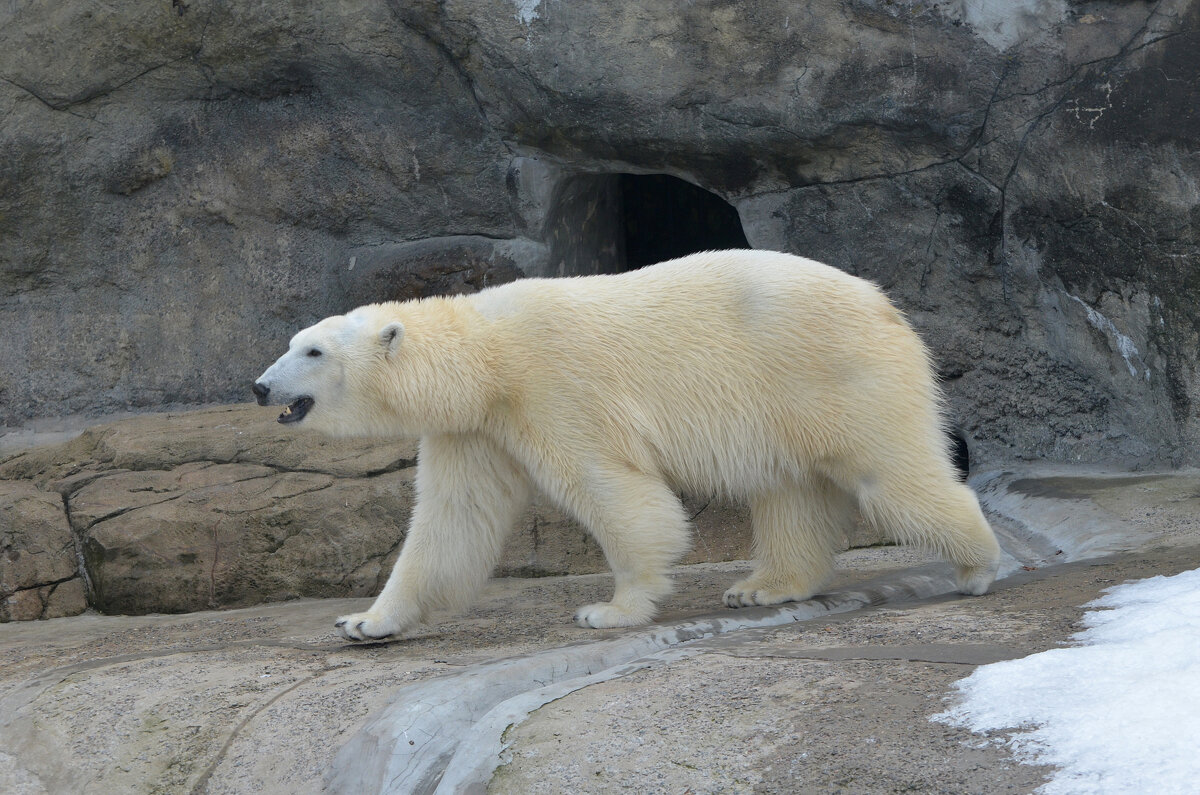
[1,406,422,615]
[78,464,416,614]
[0,481,86,621]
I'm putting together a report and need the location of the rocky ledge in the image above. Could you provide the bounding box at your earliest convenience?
[2,404,882,622]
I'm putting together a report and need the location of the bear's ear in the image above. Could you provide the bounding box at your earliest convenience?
[379,321,405,356]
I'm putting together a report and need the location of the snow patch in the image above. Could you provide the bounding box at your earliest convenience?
[935,568,1200,794]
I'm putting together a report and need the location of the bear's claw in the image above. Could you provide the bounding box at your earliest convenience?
[723,579,814,608]
[573,602,652,629]
[335,611,403,641]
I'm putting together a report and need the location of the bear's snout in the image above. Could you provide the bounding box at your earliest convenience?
[252,382,270,406]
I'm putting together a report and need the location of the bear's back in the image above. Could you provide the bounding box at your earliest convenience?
[464,250,931,495]
[469,249,891,332]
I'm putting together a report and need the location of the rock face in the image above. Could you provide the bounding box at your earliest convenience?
[0,481,86,621]
[2,1,1198,469]
[0,406,421,616]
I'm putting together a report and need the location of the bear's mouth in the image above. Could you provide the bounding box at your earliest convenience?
[278,396,314,424]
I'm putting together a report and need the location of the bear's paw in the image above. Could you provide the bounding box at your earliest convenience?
[573,602,653,629]
[334,611,406,641]
[723,579,815,608]
[955,563,996,596]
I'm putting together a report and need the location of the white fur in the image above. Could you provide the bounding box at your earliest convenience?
[255,250,1001,640]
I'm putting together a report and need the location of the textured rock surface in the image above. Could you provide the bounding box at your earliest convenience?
[0,481,86,621]
[1,1,1197,468]
[0,406,421,616]
[1,405,786,617]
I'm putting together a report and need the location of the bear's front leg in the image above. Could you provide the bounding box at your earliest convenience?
[334,531,436,641]
[335,433,531,641]
[567,465,691,629]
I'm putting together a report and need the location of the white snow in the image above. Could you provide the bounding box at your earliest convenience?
[935,568,1200,794]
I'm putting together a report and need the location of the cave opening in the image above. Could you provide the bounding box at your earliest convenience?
[539,171,751,278]
[617,174,750,272]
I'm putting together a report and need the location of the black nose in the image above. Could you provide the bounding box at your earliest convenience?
[252,382,270,405]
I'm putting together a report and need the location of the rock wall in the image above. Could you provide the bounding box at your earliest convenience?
[2,0,1198,467]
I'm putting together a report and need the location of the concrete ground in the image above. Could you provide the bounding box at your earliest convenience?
[1,468,1198,794]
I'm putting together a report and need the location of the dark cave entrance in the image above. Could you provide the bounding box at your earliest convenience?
[617,174,750,271]
[540,172,751,277]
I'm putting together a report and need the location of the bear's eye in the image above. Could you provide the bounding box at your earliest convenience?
[307,348,322,358]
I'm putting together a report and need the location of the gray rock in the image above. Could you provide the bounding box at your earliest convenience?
[2,0,1196,469]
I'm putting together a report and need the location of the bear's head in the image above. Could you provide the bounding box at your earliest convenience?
[253,309,406,437]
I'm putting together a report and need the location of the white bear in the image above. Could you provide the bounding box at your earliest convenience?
[254,250,1001,640]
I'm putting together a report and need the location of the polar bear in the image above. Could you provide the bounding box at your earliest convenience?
[254,250,1000,640]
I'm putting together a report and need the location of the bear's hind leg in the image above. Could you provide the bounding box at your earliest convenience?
[724,478,852,608]
[570,468,691,629]
[855,469,1001,596]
